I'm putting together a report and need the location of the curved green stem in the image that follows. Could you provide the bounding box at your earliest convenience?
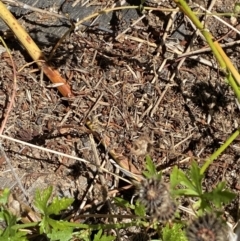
[200,128,240,174]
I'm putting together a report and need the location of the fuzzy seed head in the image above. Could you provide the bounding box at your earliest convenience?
[138,178,176,221]
[186,213,229,241]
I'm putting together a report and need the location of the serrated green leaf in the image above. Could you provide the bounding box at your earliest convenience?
[93,230,115,241]
[134,201,146,217]
[198,199,212,214]
[47,227,73,241]
[202,182,236,208]
[0,189,10,205]
[2,209,15,226]
[162,223,187,241]
[39,216,51,234]
[2,210,17,237]
[73,229,91,241]
[215,181,226,190]
[94,229,102,241]
[0,210,27,240]
[0,231,28,241]
[143,155,158,178]
[48,219,73,230]
[170,166,180,189]
[172,189,199,196]
[189,161,203,194]
[113,197,135,209]
[47,197,74,215]
[170,166,196,192]
[34,187,53,214]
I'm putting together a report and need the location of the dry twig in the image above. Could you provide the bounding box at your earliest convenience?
[0,1,73,97]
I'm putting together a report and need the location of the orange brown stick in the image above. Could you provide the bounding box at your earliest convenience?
[0,1,73,97]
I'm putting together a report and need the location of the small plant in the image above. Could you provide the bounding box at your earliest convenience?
[134,156,236,241]
[162,223,187,241]
[33,186,75,240]
[0,187,117,241]
[170,161,236,214]
[0,155,237,241]
[0,189,28,241]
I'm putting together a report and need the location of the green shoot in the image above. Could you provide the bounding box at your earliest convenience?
[162,223,187,241]
[142,154,162,180]
[171,161,236,213]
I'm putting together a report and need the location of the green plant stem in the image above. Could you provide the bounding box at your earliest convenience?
[173,0,226,68]
[173,0,240,172]
[227,74,240,101]
[172,0,240,101]
[13,220,147,231]
[66,221,146,230]
[200,128,240,174]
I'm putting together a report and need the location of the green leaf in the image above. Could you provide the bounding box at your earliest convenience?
[0,210,27,240]
[170,166,197,194]
[40,218,72,235]
[73,230,91,241]
[142,155,161,179]
[143,155,157,178]
[170,166,180,189]
[0,189,10,205]
[197,199,212,214]
[162,223,187,241]
[47,227,73,241]
[2,210,17,237]
[0,231,28,241]
[48,219,73,230]
[93,230,115,241]
[11,222,39,230]
[34,186,53,214]
[3,209,16,226]
[202,182,236,208]
[39,216,51,234]
[189,161,203,194]
[172,188,199,196]
[47,197,74,215]
[134,201,146,217]
[139,0,146,12]
[113,197,135,209]
[170,163,204,197]
[94,229,102,241]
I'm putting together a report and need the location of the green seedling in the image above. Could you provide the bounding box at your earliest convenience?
[0,189,27,241]
[171,161,236,213]
[161,223,187,241]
